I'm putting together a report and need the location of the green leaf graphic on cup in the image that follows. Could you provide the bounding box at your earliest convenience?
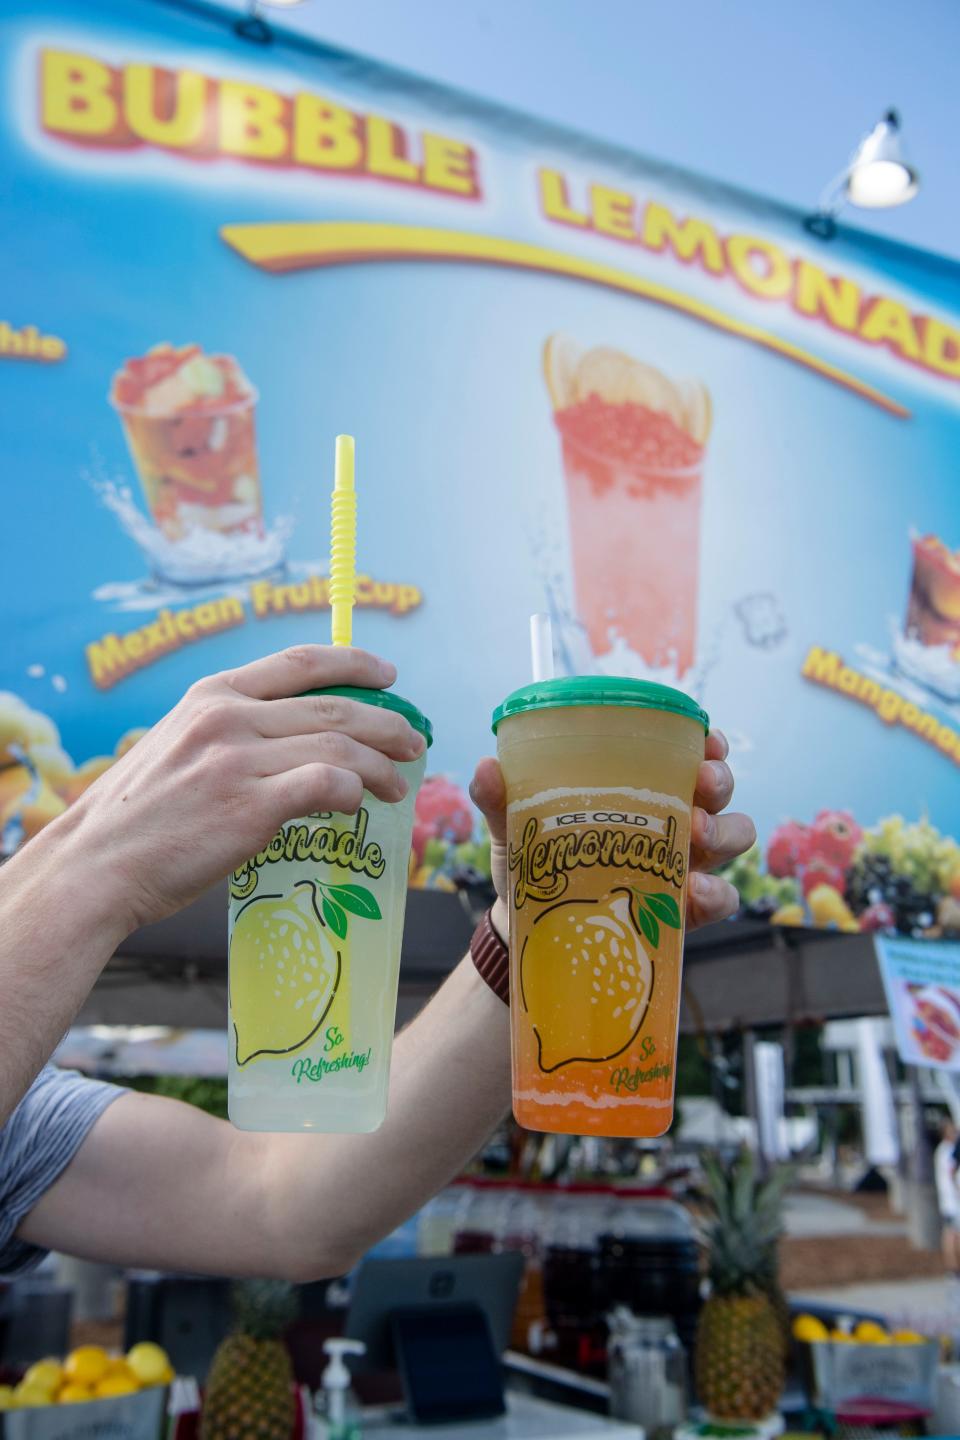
[325,883,382,920]
[628,888,682,951]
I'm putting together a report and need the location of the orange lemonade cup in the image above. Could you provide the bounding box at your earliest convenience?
[493,677,707,1137]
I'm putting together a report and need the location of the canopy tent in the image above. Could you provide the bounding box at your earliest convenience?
[75,885,887,1036]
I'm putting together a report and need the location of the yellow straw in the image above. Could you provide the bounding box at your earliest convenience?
[330,434,357,646]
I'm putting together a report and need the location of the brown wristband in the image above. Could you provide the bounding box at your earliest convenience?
[470,909,510,1006]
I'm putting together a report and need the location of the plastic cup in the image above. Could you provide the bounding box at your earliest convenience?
[228,686,431,1133]
[556,417,704,674]
[492,677,708,1137]
[112,387,263,541]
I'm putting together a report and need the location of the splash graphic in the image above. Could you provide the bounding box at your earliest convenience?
[891,625,960,703]
[528,513,725,705]
[735,593,787,649]
[855,619,960,719]
[93,472,291,590]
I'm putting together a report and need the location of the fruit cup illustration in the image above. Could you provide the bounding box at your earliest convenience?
[228,687,431,1134]
[906,534,960,652]
[494,675,707,1137]
[543,335,711,676]
[110,343,262,541]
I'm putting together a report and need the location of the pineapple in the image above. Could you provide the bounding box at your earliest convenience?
[694,1149,791,1421]
[201,1280,298,1440]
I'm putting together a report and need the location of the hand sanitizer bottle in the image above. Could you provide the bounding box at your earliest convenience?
[316,1338,366,1440]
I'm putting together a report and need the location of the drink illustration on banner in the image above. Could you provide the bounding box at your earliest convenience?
[107,342,289,587]
[543,335,711,680]
[892,532,960,702]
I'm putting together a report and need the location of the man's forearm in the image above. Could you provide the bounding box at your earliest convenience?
[19,946,512,1280]
[0,809,129,1122]
[259,946,511,1280]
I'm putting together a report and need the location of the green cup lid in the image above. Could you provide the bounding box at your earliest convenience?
[492,675,708,734]
[306,686,433,748]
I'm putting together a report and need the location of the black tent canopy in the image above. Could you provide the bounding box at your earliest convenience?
[78,885,886,1035]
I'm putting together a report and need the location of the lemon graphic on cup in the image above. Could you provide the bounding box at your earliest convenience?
[520,888,675,1072]
[230,879,367,1067]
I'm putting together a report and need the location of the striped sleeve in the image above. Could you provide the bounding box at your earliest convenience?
[0,1064,122,1278]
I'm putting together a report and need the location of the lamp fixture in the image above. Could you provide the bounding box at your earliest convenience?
[235,0,309,44]
[804,109,919,240]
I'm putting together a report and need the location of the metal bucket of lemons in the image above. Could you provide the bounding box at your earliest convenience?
[792,1313,938,1419]
[0,1342,172,1440]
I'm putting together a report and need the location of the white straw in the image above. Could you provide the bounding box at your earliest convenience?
[530,612,554,682]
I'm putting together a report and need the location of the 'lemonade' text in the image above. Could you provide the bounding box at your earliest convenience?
[232,809,386,899]
[510,814,685,906]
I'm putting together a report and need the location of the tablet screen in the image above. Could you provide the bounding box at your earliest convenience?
[391,1303,507,1424]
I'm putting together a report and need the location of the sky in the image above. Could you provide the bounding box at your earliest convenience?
[214,0,959,261]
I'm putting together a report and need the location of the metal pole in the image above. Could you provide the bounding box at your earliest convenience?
[906,1066,933,1184]
[742,1029,768,1174]
[905,1064,939,1249]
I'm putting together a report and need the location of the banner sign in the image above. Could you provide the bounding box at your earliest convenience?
[875,936,960,1068]
[2,0,960,931]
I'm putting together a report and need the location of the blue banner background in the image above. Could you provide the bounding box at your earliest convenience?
[2,0,959,925]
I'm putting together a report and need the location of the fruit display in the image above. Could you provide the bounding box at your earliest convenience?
[721,809,960,937]
[200,1279,297,1440]
[0,1343,173,1409]
[790,1314,930,1347]
[409,774,492,894]
[720,844,801,920]
[694,1150,789,1421]
[0,691,150,857]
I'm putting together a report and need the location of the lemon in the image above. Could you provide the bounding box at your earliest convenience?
[22,1359,64,1395]
[102,1358,135,1379]
[854,1320,890,1344]
[772,903,806,927]
[95,1375,140,1398]
[0,1386,15,1411]
[807,884,857,928]
[792,1314,829,1343]
[126,1342,170,1386]
[230,885,341,1067]
[14,1384,52,1408]
[64,1345,110,1387]
[520,890,653,1072]
[891,1329,926,1344]
[58,1384,95,1404]
[542,333,581,410]
[830,1330,855,1342]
